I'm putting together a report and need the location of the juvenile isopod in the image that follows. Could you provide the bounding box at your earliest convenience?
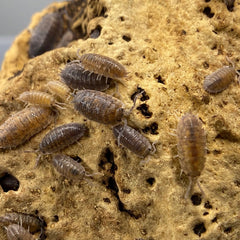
[29,11,64,58]
[52,154,88,181]
[61,60,112,91]
[203,66,236,93]
[39,123,89,154]
[5,224,35,240]
[176,113,206,198]
[17,91,65,109]
[77,52,128,80]
[113,124,155,158]
[0,106,55,149]
[46,81,71,100]
[0,212,44,233]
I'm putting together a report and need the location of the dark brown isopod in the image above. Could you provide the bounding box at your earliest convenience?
[39,123,88,154]
[203,66,236,93]
[61,60,112,91]
[177,113,206,198]
[0,106,55,149]
[113,124,154,157]
[29,11,64,58]
[73,90,125,124]
[52,154,87,180]
[5,224,35,240]
[0,212,44,233]
[78,53,128,80]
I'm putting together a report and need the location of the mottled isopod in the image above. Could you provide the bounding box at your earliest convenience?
[52,154,87,180]
[39,123,89,154]
[176,113,206,198]
[46,81,71,100]
[29,11,64,58]
[61,60,112,91]
[0,106,55,149]
[73,90,125,124]
[18,91,65,109]
[5,224,35,240]
[78,52,128,80]
[113,124,154,157]
[0,212,44,233]
[203,66,236,93]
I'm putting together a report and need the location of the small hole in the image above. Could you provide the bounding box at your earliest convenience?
[137,104,153,118]
[154,75,165,84]
[70,155,83,163]
[53,215,59,222]
[203,212,209,216]
[120,16,125,21]
[146,177,155,186]
[224,227,232,234]
[191,193,202,206]
[90,25,102,39]
[100,6,107,17]
[203,61,209,69]
[211,216,217,223]
[122,188,131,194]
[0,173,19,192]
[122,35,131,42]
[193,222,206,237]
[205,0,211,2]
[204,201,212,209]
[103,197,111,203]
[203,7,214,18]
[142,122,159,135]
[108,42,113,45]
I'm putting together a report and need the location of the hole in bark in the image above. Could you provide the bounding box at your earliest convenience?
[203,7,214,18]
[137,104,153,118]
[0,173,19,192]
[142,122,159,135]
[204,201,212,209]
[193,222,206,237]
[146,177,155,186]
[191,193,202,206]
[122,35,131,42]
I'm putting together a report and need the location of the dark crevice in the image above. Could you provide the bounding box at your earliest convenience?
[204,201,212,209]
[224,227,232,234]
[70,155,83,163]
[131,86,149,102]
[191,193,202,206]
[0,173,19,192]
[146,177,155,186]
[53,215,59,222]
[122,35,131,42]
[137,104,153,118]
[193,222,206,237]
[203,7,214,18]
[215,131,239,142]
[90,25,102,39]
[154,74,165,84]
[99,147,141,219]
[142,122,158,135]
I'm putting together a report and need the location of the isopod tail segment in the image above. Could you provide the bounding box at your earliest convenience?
[185,176,205,199]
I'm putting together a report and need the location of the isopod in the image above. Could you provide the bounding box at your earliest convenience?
[73,90,124,124]
[61,60,112,91]
[176,113,206,198]
[29,11,64,58]
[0,106,55,149]
[52,154,87,180]
[18,91,65,109]
[0,212,44,233]
[203,66,236,93]
[78,52,128,80]
[5,224,35,240]
[45,81,71,100]
[113,124,155,157]
[39,123,89,154]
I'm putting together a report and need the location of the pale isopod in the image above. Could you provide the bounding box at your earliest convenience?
[39,123,89,154]
[113,124,154,157]
[46,81,71,100]
[203,66,236,93]
[73,90,124,124]
[18,91,65,109]
[5,224,35,240]
[52,154,87,180]
[0,106,55,149]
[61,60,112,91]
[176,113,206,198]
[78,52,128,80]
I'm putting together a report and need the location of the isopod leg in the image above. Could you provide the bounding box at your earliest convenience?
[125,90,144,116]
[196,179,205,197]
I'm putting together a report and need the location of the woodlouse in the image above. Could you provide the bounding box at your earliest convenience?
[52,154,87,181]
[176,113,206,198]
[29,11,64,58]
[46,81,71,100]
[73,90,124,124]
[203,66,236,93]
[61,60,112,91]
[39,123,89,154]
[0,106,55,149]
[113,124,155,158]
[5,224,35,240]
[18,91,65,109]
[0,212,44,233]
[78,52,128,80]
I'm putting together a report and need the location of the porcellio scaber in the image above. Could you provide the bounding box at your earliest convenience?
[73,90,125,124]
[61,60,112,91]
[203,66,236,93]
[52,154,87,181]
[78,53,128,80]
[39,123,89,154]
[176,113,206,198]
[0,106,55,149]
[113,124,154,158]
[5,224,35,240]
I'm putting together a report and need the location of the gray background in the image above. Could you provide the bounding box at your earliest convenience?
[0,1,60,65]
